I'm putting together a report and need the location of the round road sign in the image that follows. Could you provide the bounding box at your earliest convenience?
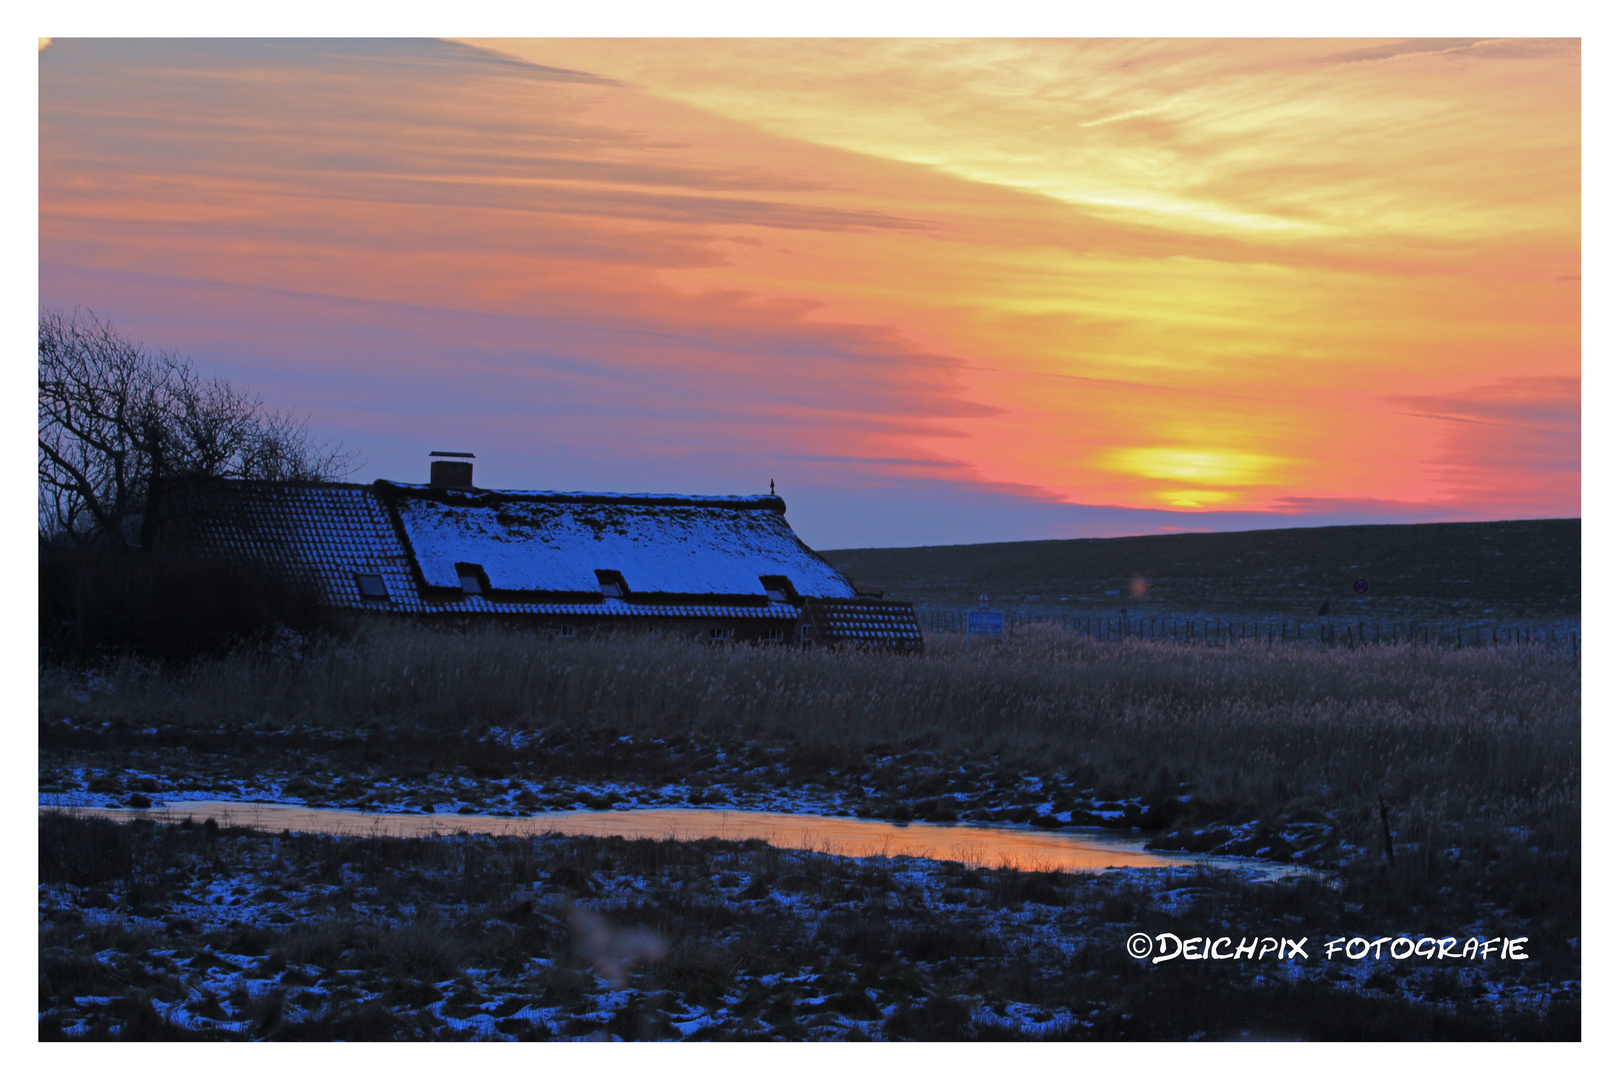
[1353,579,1369,595]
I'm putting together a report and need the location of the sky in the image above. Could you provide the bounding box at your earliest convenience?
[36,36,1580,549]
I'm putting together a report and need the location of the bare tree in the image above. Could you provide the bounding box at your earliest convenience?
[39,308,356,546]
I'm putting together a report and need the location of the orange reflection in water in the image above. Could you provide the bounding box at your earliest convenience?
[57,801,1300,878]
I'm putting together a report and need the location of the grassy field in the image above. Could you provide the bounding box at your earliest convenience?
[42,621,1578,903]
[43,623,1579,813]
[821,517,1580,622]
[40,611,1580,1040]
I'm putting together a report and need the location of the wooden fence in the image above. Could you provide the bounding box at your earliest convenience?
[920,608,1580,661]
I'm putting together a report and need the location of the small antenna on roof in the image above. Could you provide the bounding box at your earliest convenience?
[770,478,775,496]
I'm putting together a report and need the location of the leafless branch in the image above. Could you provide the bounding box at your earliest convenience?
[39,308,357,546]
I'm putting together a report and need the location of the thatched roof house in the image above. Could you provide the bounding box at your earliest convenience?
[152,454,923,650]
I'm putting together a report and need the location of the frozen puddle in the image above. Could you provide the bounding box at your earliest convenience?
[56,801,1304,878]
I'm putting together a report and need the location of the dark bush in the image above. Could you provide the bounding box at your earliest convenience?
[884,994,975,1040]
[273,1000,407,1041]
[39,950,122,1010]
[114,994,201,1041]
[39,544,338,665]
[39,812,134,887]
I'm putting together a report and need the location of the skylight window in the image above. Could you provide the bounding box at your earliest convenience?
[595,569,629,599]
[354,573,389,600]
[455,562,485,595]
[760,575,797,603]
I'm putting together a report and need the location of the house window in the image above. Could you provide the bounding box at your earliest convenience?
[554,625,576,639]
[595,569,629,599]
[709,627,733,642]
[455,562,485,595]
[799,624,813,642]
[354,573,389,600]
[765,628,785,642]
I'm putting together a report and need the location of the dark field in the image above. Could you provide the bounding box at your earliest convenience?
[822,517,1580,622]
[39,619,1579,1039]
[38,812,1578,1041]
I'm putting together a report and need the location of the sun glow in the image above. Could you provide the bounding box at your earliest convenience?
[1101,447,1290,487]
[1156,491,1237,509]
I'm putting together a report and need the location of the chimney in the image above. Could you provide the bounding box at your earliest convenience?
[429,451,476,488]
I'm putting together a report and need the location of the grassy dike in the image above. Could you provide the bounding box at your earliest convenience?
[40,621,1580,1039]
[822,517,1580,622]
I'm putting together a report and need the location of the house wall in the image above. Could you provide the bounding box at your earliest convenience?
[416,611,800,644]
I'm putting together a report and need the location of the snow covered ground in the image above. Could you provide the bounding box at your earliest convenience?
[39,811,1577,1041]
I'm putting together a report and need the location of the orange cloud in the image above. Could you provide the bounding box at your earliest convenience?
[39,38,1579,545]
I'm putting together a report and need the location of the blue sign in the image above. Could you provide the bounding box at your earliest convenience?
[967,611,1005,636]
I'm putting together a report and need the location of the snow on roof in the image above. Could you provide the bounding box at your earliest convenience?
[384,483,779,507]
[161,478,860,611]
[380,483,855,599]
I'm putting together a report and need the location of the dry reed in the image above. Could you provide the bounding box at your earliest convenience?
[42,620,1578,833]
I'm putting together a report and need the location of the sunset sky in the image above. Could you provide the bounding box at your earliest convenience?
[36,37,1580,548]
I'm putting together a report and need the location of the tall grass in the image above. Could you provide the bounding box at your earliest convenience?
[43,620,1578,830]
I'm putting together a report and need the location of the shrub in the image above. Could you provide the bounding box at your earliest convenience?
[39,812,134,887]
[39,545,337,665]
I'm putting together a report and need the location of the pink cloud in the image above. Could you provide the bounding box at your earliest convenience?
[1384,376,1579,514]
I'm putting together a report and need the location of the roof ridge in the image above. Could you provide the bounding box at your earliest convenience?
[372,480,786,511]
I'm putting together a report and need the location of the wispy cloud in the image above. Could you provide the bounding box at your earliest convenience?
[1388,377,1579,440]
[1311,39,1488,64]
[1383,377,1579,514]
[39,38,1579,545]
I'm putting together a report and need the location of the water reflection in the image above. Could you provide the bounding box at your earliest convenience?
[59,801,1302,878]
